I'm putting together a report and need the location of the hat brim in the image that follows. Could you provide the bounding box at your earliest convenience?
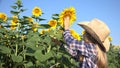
[78,22,110,52]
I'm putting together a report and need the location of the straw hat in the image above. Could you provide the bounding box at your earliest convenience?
[78,18,110,52]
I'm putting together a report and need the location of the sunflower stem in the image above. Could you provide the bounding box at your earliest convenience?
[15,44,18,56]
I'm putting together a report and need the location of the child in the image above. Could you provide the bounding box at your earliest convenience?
[63,16,110,68]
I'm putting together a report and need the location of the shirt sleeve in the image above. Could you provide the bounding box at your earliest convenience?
[63,30,89,57]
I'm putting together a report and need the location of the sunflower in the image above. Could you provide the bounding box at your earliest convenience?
[32,7,42,17]
[59,7,76,26]
[45,29,51,32]
[70,29,81,40]
[10,22,17,30]
[11,16,19,24]
[108,36,112,42]
[72,33,81,40]
[40,29,45,34]
[32,22,39,32]
[70,29,75,34]
[48,20,57,29]
[0,12,7,21]
[27,17,33,23]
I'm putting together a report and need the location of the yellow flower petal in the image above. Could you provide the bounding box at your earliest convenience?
[32,28,38,32]
[81,30,86,35]
[46,29,51,32]
[0,12,7,21]
[70,29,81,40]
[72,33,81,40]
[27,17,33,23]
[32,7,42,17]
[59,7,76,26]
[108,36,112,42]
[10,22,17,30]
[70,29,75,34]
[11,16,19,24]
[48,20,57,29]
[32,22,39,32]
[40,29,45,34]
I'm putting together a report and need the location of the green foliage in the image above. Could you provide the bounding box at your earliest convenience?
[0,0,78,68]
[107,44,120,68]
[0,0,119,68]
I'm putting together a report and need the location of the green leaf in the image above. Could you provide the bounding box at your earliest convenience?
[11,55,23,62]
[34,50,44,61]
[11,6,17,9]
[34,50,53,62]
[23,16,29,19]
[26,62,34,68]
[10,11,19,15]
[38,24,51,29]
[43,36,51,45]
[55,31,63,40]
[52,14,59,20]
[7,17,13,20]
[26,42,36,50]
[0,62,3,68]
[52,14,59,16]
[52,17,59,20]
[15,0,23,8]
[0,46,11,54]
[0,18,5,23]
[20,9,27,12]
[44,51,53,60]
[38,18,46,21]
[26,52,34,56]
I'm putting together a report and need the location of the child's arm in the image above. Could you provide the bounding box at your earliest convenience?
[63,29,89,58]
[63,16,89,57]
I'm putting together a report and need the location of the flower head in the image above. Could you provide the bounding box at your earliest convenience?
[32,7,42,17]
[70,29,81,40]
[32,22,39,32]
[11,16,19,24]
[40,29,51,34]
[0,12,7,21]
[48,20,57,29]
[40,29,45,34]
[70,29,75,34]
[10,22,17,30]
[27,17,33,23]
[108,36,112,42]
[73,33,81,40]
[59,7,76,26]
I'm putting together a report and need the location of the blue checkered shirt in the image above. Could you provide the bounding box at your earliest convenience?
[63,30,98,68]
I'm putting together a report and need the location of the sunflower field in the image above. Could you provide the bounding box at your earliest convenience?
[0,0,79,68]
[0,0,120,68]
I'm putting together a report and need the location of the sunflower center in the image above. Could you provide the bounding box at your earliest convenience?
[0,15,6,20]
[51,22,55,26]
[12,18,18,23]
[29,18,33,22]
[34,9,40,13]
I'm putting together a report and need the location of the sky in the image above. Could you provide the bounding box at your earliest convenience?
[0,0,120,45]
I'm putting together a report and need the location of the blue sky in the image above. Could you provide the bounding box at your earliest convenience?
[0,0,120,45]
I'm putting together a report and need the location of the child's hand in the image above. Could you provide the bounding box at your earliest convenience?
[64,16,70,30]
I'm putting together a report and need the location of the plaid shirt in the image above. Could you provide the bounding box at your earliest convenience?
[63,30,98,68]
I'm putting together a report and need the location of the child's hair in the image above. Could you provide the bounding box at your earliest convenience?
[83,31,108,68]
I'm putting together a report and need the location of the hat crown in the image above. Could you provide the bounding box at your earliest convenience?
[89,18,110,42]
